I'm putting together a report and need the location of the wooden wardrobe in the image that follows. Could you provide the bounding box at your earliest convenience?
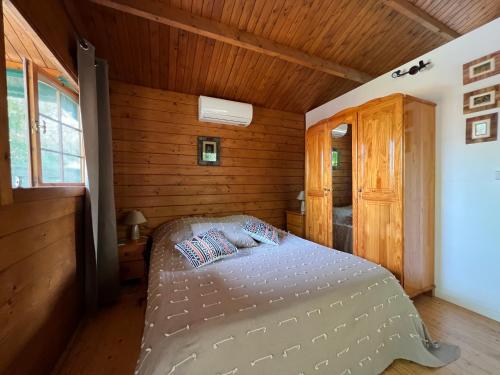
[305,94,435,297]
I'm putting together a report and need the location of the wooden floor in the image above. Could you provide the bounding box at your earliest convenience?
[55,284,500,375]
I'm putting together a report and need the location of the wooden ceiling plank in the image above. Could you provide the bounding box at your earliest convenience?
[238,53,271,105]
[285,69,330,112]
[245,0,266,33]
[117,12,139,84]
[295,0,337,53]
[201,0,234,94]
[218,1,258,98]
[231,0,288,102]
[218,0,251,97]
[187,0,211,93]
[188,33,206,92]
[201,39,222,94]
[268,65,304,110]
[90,0,373,83]
[233,50,259,100]
[149,21,160,89]
[261,60,295,108]
[174,29,189,91]
[194,38,214,93]
[167,28,179,91]
[180,0,198,93]
[306,0,347,55]
[262,0,290,43]
[383,0,460,41]
[138,17,153,88]
[310,2,379,75]
[229,0,278,100]
[351,10,419,71]
[158,25,170,89]
[6,10,50,68]
[251,57,281,107]
[4,39,21,63]
[240,0,313,108]
[221,46,245,98]
[318,1,376,68]
[3,16,30,63]
[448,1,485,32]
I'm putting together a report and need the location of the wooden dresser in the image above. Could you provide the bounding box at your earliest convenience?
[118,237,148,282]
[286,211,305,238]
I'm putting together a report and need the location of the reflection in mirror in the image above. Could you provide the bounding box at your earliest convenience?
[332,123,348,138]
[331,148,339,170]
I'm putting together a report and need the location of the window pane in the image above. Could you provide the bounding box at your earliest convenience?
[62,126,81,156]
[61,94,79,128]
[41,150,62,182]
[63,154,82,183]
[6,69,30,187]
[38,81,58,119]
[39,116,61,152]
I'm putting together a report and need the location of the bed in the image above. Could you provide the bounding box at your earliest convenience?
[333,205,353,254]
[135,215,458,375]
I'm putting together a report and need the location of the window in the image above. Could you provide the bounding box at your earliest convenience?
[5,62,83,187]
[38,78,83,183]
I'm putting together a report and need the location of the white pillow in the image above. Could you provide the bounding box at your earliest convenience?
[191,222,258,248]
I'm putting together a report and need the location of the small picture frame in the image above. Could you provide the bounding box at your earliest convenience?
[463,50,499,85]
[463,84,499,114]
[197,136,220,166]
[466,113,497,144]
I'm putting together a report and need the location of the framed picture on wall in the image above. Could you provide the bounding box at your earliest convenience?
[463,84,499,114]
[466,113,498,144]
[463,50,499,85]
[197,136,220,166]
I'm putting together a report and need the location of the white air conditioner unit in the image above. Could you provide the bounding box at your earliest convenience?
[198,96,253,126]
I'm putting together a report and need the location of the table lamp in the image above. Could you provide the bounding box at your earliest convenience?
[124,210,147,240]
[296,191,305,214]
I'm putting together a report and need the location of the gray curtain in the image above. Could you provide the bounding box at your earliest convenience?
[78,40,119,309]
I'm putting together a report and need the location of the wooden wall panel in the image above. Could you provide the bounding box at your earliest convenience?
[110,81,305,237]
[331,127,352,207]
[0,188,84,374]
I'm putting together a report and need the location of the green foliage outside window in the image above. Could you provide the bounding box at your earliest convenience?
[7,69,30,187]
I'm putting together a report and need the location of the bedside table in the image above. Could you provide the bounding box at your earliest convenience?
[118,237,148,282]
[286,211,305,237]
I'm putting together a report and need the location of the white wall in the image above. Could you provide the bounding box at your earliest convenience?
[306,19,500,322]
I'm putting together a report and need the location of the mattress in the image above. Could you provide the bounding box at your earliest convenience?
[136,215,459,375]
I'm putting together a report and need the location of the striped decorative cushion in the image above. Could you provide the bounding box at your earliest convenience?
[191,222,258,248]
[242,220,280,245]
[175,230,238,268]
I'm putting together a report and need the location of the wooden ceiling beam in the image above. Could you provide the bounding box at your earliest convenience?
[89,0,373,84]
[383,0,460,42]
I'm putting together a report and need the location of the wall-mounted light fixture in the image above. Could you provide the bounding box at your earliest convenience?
[392,60,431,78]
